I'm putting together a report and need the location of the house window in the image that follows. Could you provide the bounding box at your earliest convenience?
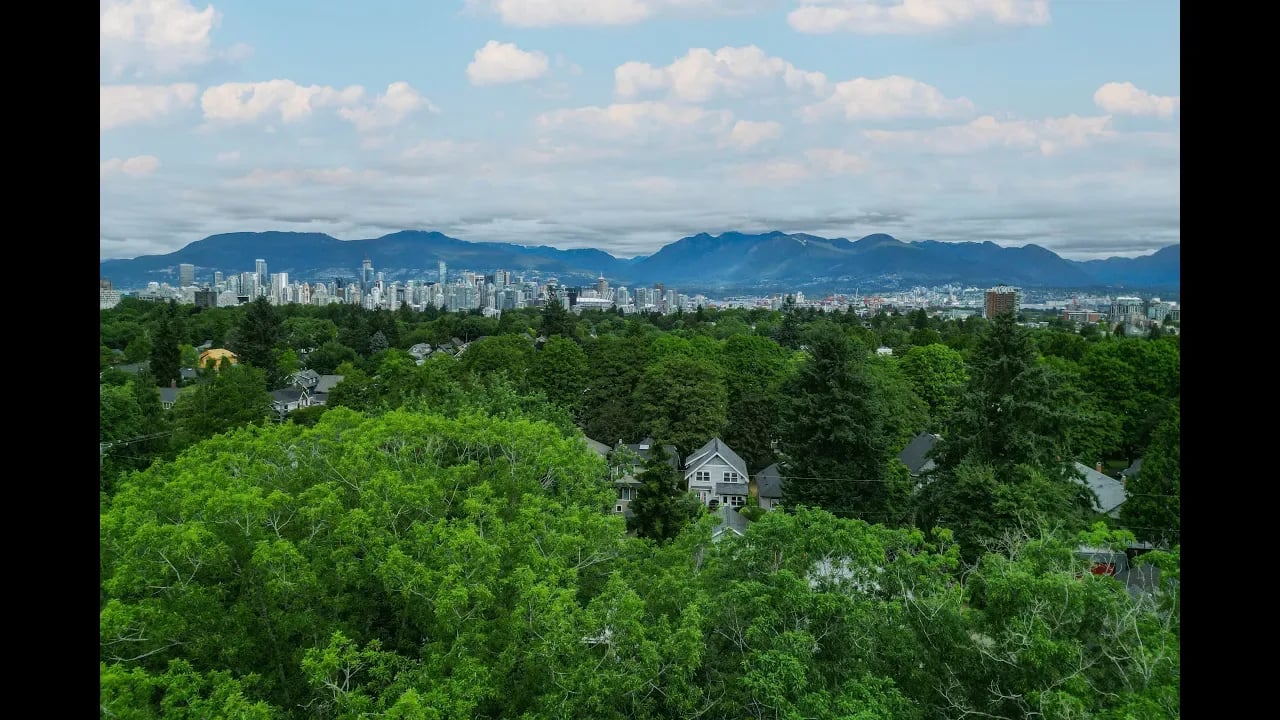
[724,471,742,483]
[728,495,745,508]
[618,487,635,501]
[698,490,708,504]
[614,505,623,513]
[695,471,711,484]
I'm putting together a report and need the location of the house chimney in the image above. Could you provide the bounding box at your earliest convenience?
[1095,461,1103,473]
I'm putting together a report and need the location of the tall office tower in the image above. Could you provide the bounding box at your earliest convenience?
[360,257,374,296]
[438,260,447,285]
[239,272,255,297]
[494,269,507,287]
[615,287,629,307]
[213,271,224,286]
[179,263,195,287]
[984,285,1022,319]
[596,274,608,297]
[100,277,113,290]
[255,259,268,295]
[270,273,289,305]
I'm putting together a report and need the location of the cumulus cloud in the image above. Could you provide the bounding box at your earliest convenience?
[100,0,221,78]
[338,82,435,133]
[101,155,161,177]
[537,101,735,143]
[865,114,1115,156]
[724,120,783,149]
[467,41,551,85]
[465,0,767,26]
[100,83,198,130]
[788,0,1051,35]
[201,80,364,124]
[1093,82,1180,117]
[615,45,828,102]
[801,75,974,121]
[729,147,867,185]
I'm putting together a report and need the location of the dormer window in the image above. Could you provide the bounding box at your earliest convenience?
[724,471,742,483]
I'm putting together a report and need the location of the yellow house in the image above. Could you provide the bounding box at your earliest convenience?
[199,348,238,370]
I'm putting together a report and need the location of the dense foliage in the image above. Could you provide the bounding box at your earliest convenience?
[101,297,1180,716]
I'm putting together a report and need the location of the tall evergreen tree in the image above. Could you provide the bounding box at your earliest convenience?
[540,289,577,339]
[778,323,907,520]
[230,297,284,386]
[1119,402,1179,546]
[921,313,1096,557]
[628,444,700,543]
[148,302,182,387]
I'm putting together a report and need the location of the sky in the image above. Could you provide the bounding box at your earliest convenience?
[100,0,1180,262]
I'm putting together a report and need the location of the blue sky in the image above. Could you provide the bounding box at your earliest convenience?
[100,1,1179,261]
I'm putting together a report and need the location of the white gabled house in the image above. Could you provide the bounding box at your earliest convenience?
[684,438,750,509]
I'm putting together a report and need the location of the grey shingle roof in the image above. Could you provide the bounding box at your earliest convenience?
[712,505,750,539]
[271,388,306,404]
[621,437,680,469]
[314,375,344,393]
[715,482,749,496]
[684,438,748,477]
[1072,462,1127,515]
[179,367,199,380]
[158,387,183,404]
[583,437,612,457]
[754,463,784,499]
[1120,458,1143,479]
[898,433,941,476]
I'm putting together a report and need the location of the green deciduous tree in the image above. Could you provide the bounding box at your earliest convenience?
[530,336,589,419]
[170,364,273,450]
[305,341,357,375]
[634,354,728,458]
[898,343,968,425]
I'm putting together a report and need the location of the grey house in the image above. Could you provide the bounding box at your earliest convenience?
[1072,462,1128,517]
[684,438,749,510]
[899,432,941,478]
[753,463,784,510]
[609,437,680,518]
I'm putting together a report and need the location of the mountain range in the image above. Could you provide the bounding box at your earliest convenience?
[100,230,1180,293]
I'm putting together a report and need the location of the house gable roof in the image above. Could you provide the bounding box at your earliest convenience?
[270,388,307,404]
[314,375,345,393]
[620,438,680,469]
[583,437,612,457]
[898,433,941,476]
[684,438,748,477]
[1120,458,1143,479]
[1072,462,1127,515]
[712,505,750,539]
[754,463,784,499]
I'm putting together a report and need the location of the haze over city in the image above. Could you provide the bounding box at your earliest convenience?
[101,0,1179,262]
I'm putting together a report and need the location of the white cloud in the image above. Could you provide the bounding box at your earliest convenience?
[229,167,383,188]
[467,41,551,85]
[466,0,766,26]
[804,148,866,175]
[537,101,735,142]
[1093,82,1179,118]
[215,150,241,164]
[338,82,434,133]
[730,159,811,186]
[724,120,783,149]
[100,83,198,130]
[865,114,1114,156]
[201,80,364,124]
[100,0,220,78]
[101,155,161,177]
[788,0,1051,35]
[801,75,974,121]
[615,45,828,102]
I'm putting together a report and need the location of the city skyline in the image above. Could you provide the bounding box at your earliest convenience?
[101,1,1179,262]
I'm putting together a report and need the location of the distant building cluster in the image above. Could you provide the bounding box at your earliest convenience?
[100,261,1179,330]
